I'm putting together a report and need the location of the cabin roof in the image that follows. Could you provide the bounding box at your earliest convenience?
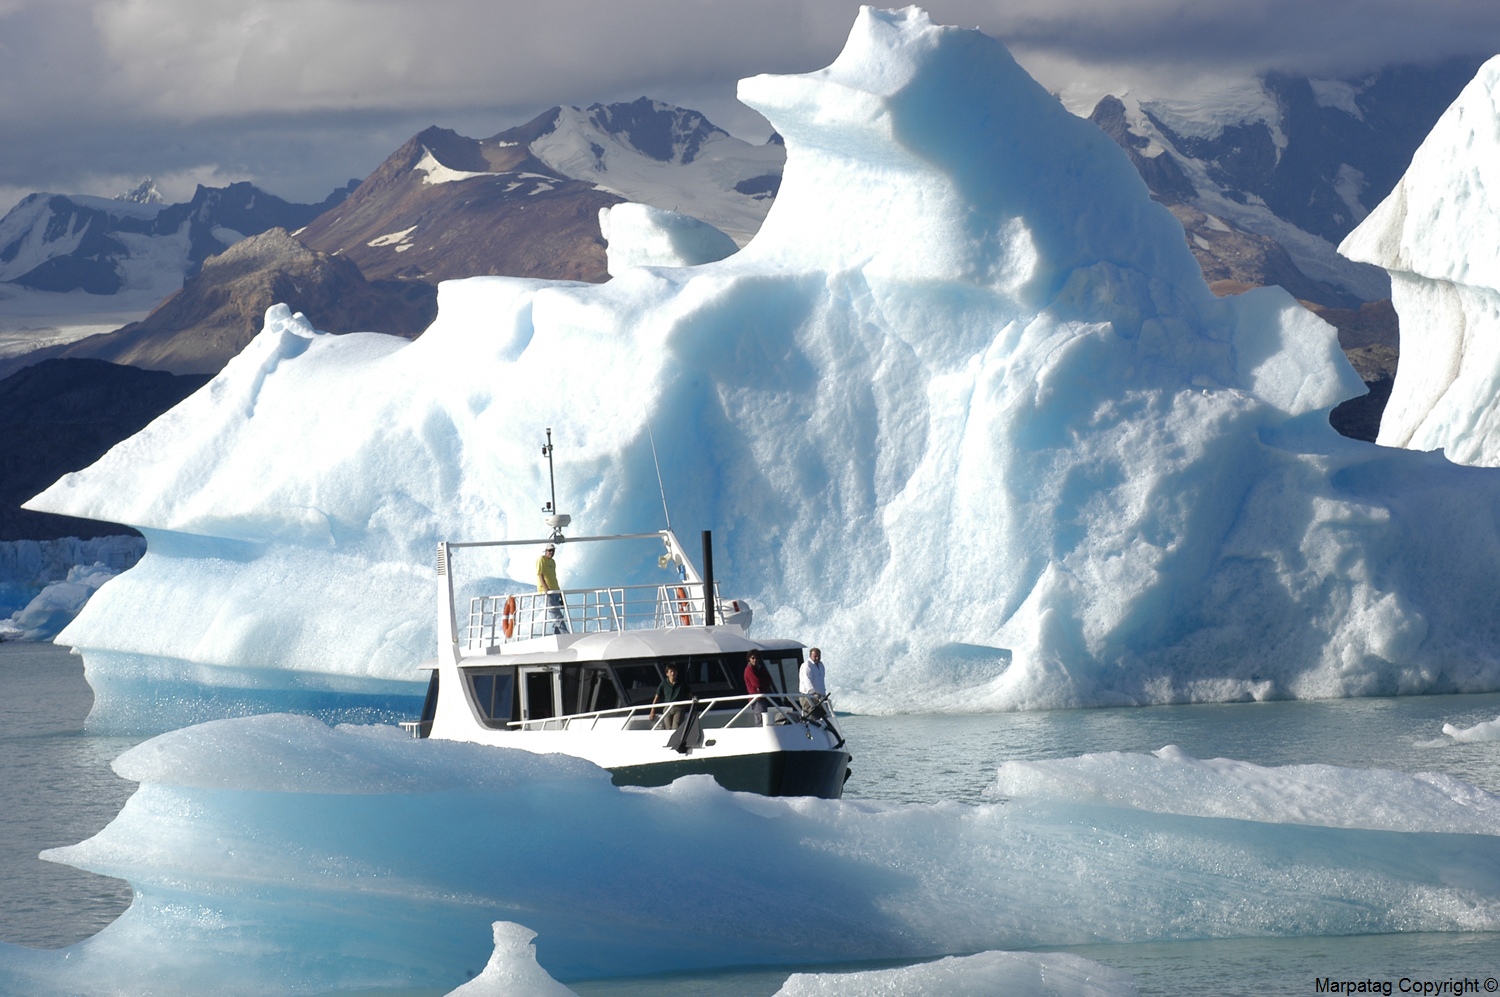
[457,627,803,666]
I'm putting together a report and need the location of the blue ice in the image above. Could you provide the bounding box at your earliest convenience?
[1,714,1497,995]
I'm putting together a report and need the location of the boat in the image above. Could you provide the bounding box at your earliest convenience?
[403,439,850,798]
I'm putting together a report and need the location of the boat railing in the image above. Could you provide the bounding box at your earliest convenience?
[464,580,733,649]
[506,692,834,734]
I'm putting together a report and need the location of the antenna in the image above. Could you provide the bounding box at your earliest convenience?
[646,422,672,531]
[540,428,571,540]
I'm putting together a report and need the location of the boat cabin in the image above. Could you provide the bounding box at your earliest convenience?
[413,645,805,737]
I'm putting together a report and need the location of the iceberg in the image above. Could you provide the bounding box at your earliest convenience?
[26,8,1500,730]
[1340,57,1500,464]
[3,713,1498,995]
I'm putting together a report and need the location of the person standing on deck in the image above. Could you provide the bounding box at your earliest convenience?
[536,544,568,634]
[799,647,827,719]
[744,650,773,726]
[651,663,691,729]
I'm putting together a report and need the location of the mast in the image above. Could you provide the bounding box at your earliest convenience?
[541,427,570,539]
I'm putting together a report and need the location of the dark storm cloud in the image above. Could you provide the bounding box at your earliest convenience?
[2,0,1498,206]
[983,0,1500,78]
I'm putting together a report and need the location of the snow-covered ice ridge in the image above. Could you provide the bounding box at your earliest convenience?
[1,713,1494,994]
[27,7,1500,729]
[1342,56,1500,466]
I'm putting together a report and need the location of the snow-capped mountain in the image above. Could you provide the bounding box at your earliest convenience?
[0,181,356,296]
[115,178,165,205]
[1085,58,1483,308]
[0,181,358,363]
[298,98,783,285]
[522,97,783,244]
[296,124,622,285]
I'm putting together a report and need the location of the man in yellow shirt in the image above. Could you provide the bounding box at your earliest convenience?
[536,544,567,633]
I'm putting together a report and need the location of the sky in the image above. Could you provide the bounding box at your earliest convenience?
[3,0,1500,210]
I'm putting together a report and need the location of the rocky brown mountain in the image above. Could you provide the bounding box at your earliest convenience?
[33,228,435,376]
[298,125,621,286]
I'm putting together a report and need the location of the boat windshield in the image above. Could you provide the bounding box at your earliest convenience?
[608,654,756,707]
[467,670,515,729]
[758,652,804,695]
[461,650,807,724]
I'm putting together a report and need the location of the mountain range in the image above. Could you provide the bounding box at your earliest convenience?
[1085,57,1485,310]
[297,97,782,286]
[0,180,356,298]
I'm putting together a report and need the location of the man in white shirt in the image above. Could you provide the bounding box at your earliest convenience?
[799,646,827,718]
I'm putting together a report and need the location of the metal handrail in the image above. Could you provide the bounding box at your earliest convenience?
[508,692,830,733]
[464,580,731,649]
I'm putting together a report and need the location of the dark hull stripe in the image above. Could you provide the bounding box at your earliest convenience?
[609,749,851,799]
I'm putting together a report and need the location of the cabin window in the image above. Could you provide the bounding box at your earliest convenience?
[762,653,803,695]
[672,655,736,697]
[561,667,581,718]
[466,669,515,728]
[579,666,621,714]
[613,663,663,706]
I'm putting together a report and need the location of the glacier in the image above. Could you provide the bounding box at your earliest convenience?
[2,712,1497,995]
[26,7,1500,731]
[0,537,144,641]
[1340,56,1500,466]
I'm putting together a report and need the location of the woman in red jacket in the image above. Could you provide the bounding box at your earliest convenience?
[743,650,773,726]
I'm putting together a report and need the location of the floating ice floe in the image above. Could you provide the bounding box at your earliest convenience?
[440,925,1139,997]
[773,950,1137,997]
[991,744,1500,834]
[1340,56,1500,464]
[1440,715,1500,743]
[3,713,1499,995]
[26,8,1500,730]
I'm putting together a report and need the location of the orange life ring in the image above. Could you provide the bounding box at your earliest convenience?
[501,595,517,638]
[676,586,691,626]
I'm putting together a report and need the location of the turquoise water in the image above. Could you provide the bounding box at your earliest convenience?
[4,640,1499,995]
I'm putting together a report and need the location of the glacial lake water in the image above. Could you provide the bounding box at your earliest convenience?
[3,639,1499,995]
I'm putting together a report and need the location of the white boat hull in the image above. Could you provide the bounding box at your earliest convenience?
[431,711,851,798]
